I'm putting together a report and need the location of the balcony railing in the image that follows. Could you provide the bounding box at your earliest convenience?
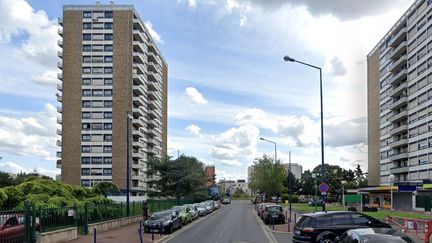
[389,124,408,135]
[390,152,408,161]
[388,110,408,123]
[389,68,407,85]
[389,138,408,148]
[390,166,409,174]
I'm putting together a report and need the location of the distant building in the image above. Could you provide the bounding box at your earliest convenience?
[282,163,302,180]
[204,165,215,187]
[218,179,250,196]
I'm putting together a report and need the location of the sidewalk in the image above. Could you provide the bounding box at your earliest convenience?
[68,222,166,243]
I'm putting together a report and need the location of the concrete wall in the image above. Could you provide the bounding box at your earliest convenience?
[38,227,77,243]
[88,215,142,235]
[367,48,381,186]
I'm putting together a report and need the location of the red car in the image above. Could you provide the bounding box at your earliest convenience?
[258,203,275,218]
[0,214,39,242]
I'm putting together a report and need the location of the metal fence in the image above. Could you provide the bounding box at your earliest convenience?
[0,198,197,242]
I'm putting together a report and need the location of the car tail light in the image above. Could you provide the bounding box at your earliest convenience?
[302,227,314,233]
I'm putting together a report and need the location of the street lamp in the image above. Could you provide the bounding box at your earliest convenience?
[126,112,133,216]
[283,55,326,211]
[341,180,347,211]
[389,174,395,211]
[259,137,277,163]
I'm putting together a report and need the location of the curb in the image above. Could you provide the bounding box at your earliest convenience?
[154,206,225,243]
[251,208,279,243]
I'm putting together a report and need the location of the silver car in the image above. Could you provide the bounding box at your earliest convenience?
[196,203,207,216]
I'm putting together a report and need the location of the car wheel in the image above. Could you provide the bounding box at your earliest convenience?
[168,224,173,234]
[317,234,335,243]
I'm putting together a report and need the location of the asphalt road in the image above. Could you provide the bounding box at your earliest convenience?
[167,200,274,243]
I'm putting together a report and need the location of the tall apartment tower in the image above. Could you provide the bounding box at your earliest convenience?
[56,4,168,196]
[368,0,432,186]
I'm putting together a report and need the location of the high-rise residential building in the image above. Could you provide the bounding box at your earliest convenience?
[282,163,303,180]
[204,165,215,187]
[368,0,432,186]
[56,4,168,196]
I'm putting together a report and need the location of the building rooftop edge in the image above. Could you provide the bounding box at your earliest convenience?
[63,4,168,66]
[367,0,421,58]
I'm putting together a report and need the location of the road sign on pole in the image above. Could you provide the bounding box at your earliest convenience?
[319,183,329,193]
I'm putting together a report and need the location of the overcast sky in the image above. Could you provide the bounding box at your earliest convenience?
[0,0,415,181]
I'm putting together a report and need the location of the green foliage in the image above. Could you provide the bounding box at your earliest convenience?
[249,155,287,197]
[92,182,119,197]
[0,178,113,209]
[147,155,208,198]
[0,171,14,188]
[0,189,8,206]
[281,194,298,203]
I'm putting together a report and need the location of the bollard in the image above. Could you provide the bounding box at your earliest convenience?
[139,220,142,233]
[152,228,154,241]
[93,228,96,243]
[138,228,144,243]
[160,222,163,236]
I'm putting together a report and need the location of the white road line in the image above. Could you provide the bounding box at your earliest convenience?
[218,224,228,239]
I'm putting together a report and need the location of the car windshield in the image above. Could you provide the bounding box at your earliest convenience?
[150,212,170,220]
[267,206,282,213]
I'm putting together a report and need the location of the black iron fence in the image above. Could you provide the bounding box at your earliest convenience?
[0,198,196,242]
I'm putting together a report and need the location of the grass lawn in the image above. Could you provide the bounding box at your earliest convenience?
[287,203,431,221]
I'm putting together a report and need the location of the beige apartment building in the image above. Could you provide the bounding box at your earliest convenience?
[368,0,432,188]
[56,4,168,196]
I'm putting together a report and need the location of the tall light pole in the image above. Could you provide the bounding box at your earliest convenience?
[259,137,277,163]
[341,180,347,211]
[288,151,292,226]
[283,55,326,211]
[126,112,133,216]
[389,174,395,211]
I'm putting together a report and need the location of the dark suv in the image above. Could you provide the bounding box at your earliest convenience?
[293,211,391,243]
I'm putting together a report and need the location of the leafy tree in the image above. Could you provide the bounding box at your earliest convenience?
[147,155,207,198]
[92,182,120,197]
[0,171,14,188]
[354,164,364,185]
[249,155,286,197]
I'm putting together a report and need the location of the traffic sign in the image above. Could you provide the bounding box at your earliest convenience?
[319,183,329,193]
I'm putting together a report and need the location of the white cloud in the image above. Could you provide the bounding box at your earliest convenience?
[177,0,198,9]
[168,139,184,153]
[211,124,260,165]
[31,70,57,86]
[225,0,251,26]
[144,20,164,44]
[0,161,58,178]
[325,56,347,77]
[185,124,201,135]
[0,103,58,160]
[185,87,208,105]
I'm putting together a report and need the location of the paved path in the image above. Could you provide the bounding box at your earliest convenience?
[166,200,280,243]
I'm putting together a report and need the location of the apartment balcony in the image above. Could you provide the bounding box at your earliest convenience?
[148,41,157,53]
[133,74,147,86]
[57,61,63,69]
[148,100,162,110]
[132,30,146,43]
[56,129,62,135]
[147,61,158,73]
[390,96,407,110]
[133,52,146,64]
[58,28,63,36]
[132,96,146,107]
[57,73,63,80]
[133,117,146,128]
[148,90,162,101]
[389,54,407,73]
[57,106,62,113]
[389,27,407,47]
[56,140,62,146]
[133,41,146,53]
[389,138,408,148]
[148,71,162,84]
[389,41,407,60]
[390,152,408,161]
[389,68,407,85]
[133,85,147,96]
[58,17,63,26]
[133,140,145,149]
[56,94,62,103]
[132,162,145,170]
[57,51,63,58]
[133,63,147,75]
[57,39,63,47]
[389,124,407,136]
[389,82,407,98]
[147,108,158,119]
[132,150,145,159]
[57,83,62,91]
[57,117,62,124]
[56,160,61,169]
[388,110,408,123]
[390,166,409,174]
[132,107,146,118]
[56,151,62,158]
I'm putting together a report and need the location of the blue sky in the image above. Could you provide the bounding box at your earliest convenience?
[0,0,415,181]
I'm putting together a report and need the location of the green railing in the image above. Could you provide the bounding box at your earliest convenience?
[37,205,77,233]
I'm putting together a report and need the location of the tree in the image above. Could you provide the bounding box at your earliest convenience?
[0,171,14,188]
[147,155,207,199]
[92,182,120,197]
[249,155,286,197]
[354,164,364,185]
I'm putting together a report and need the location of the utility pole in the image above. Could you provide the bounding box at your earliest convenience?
[176,150,180,205]
[288,151,292,227]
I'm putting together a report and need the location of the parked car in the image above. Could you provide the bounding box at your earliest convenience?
[293,211,391,243]
[308,199,322,207]
[0,214,40,242]
[196,203,207,216]
[214,201,220,209]
[336,228,415,243]
[261,205,285,224]
[222,197,231,204]
[205,200,215,211]
[258,203,275,218]
[184,204,199,220]
[172,206,193,225]
[204,202,213,214]
[143,210,182,234]
[252,196,262,204]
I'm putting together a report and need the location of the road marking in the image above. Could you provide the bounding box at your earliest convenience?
[218,223,228,239]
